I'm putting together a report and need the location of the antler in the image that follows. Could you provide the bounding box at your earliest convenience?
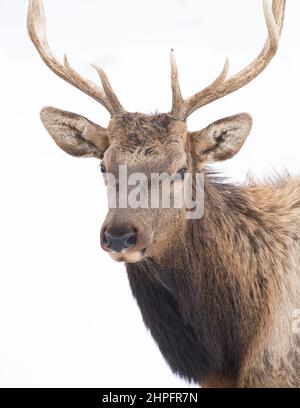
[171,0,286,120]
[27,0,124,116]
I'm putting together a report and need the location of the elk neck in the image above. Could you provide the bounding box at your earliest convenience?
[126,174,281,384]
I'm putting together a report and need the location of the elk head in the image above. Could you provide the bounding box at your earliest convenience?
[28,0,286,263]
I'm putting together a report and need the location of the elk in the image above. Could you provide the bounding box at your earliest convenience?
[27,0,300,388]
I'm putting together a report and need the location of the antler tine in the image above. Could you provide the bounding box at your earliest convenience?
[170,50,184,119]
[91,64,124,115]
[171,0,286,120]
[27,0,124,116]
[182,58,230,119]
[171,51,229,119]
[63,55,112,111]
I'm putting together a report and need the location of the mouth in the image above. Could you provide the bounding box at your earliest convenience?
[108,249,146,264]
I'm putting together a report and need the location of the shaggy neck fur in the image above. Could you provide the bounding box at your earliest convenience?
[126,174,300,387]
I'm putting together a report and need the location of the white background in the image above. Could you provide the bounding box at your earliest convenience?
[0,0,299,388]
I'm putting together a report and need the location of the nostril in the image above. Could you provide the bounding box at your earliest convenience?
[124,230,137,248]
[103,231,111,248]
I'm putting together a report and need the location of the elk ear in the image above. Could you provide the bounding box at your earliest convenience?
[190,113,252,163]
[40,107,109,159]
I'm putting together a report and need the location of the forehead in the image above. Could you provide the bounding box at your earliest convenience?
[105,112,187,172]
[108,112,186,149]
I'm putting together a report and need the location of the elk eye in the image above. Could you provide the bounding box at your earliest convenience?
[100,163,106,174]
[176,168,188,179]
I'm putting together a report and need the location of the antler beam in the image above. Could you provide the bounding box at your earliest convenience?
[171,0,286,120]
[27,0,124,116]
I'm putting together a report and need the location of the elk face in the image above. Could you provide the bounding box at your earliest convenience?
[100,113,189,263]
[40,107,252,263]
[28,0,285,263]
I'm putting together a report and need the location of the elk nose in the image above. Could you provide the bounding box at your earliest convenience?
[103,228,137,253]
